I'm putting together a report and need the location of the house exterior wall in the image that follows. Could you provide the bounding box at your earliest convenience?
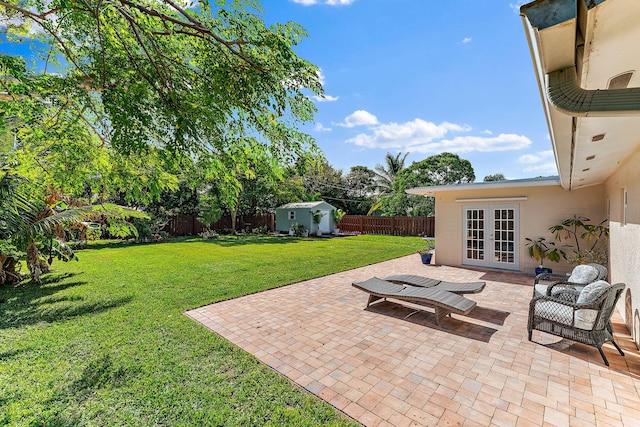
[433,184,606,275]
[604,147,640,347]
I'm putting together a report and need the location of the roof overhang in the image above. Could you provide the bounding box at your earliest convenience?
[520,0,640,190]
[406,176,561,197]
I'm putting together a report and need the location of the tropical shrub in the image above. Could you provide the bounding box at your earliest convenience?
[199,229,220,240]
[290,222,307,237]
[549,215,609,265]
[252,226,269,234]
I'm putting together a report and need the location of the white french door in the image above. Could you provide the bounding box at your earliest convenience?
[463,204,519,270]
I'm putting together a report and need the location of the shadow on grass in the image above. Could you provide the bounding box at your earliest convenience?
[195,235,306,247]
[69,353,135,394]
[36,353,139,426]
[0,272,133,329]
[0,347,30,361]
[75,235,312,251]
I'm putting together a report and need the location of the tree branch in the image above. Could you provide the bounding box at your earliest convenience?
[112,0,265,70]
[111,3,171,94]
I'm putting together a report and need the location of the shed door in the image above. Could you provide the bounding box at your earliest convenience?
[463,204,519,270]
[319,210,331,232]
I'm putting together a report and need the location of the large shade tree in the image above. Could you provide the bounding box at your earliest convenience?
[380,152,475,216]
[343,165,376,214]
[0,0,324,204]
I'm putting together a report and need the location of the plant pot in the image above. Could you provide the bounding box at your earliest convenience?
[535,267,552,275]
[420,253,433,265]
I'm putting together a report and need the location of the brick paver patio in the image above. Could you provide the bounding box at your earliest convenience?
[186,255,640,426]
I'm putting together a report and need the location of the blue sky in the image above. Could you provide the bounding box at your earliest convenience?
[262,0,557,181]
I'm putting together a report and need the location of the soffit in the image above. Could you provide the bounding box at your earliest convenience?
[523,0,640,190]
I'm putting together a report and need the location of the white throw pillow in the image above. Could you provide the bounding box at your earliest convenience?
[577,280,610,304]
[568,265,599,285]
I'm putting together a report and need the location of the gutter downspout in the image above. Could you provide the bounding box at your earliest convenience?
[548,67,640,116]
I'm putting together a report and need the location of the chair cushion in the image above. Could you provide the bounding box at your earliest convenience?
[568,265,599,284]
[534,284,548,297]
[534,301,598,330]
[534,284,570,297]
[577,280,610,304]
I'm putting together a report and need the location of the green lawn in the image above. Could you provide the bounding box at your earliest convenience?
[0,234,423,426]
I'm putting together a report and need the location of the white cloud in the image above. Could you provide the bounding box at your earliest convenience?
[344,116,531,154]
[517,150,557,174]
[314,123,332,132]
[338,110,379,128]
[517,150,554,164]
[509,1,527,13]
[408,134,531,154]
[522,163,558,174]
[292,0,319,5]
[313,94,339,102]
[312,69,339,102]
[316,69,326,85]
[518,154,542,164]
[462,37,472,44]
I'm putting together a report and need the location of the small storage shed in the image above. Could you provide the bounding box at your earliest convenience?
[275,201,337,235]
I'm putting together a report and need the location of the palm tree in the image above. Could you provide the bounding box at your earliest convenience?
[373,152,409,195]
[1,168,143,284]
[0,170,30,285]
[1,172,84,283]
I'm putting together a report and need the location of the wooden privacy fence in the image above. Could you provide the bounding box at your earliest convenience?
[165,213,433,237]
[338,215,434,237]
[164,214,275,236]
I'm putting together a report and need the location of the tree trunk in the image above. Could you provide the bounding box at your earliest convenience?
[26,241,42,284]
[230,208,238,234]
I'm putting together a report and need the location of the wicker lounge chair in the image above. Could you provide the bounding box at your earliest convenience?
[533,263,607,298]
[528,280,625,366]
[352,277,477,325]
[385,274,485,295]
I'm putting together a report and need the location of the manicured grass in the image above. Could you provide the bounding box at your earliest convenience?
[0,234,423,426]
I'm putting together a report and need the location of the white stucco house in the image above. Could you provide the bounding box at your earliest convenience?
[408,0,640,347]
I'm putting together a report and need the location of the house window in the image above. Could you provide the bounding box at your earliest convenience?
[288,211,296,220]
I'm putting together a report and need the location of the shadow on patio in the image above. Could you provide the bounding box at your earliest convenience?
[187,255,640,426]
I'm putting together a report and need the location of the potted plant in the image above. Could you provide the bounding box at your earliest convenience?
[417,240,435,264]
[525,237,566,275]
[289,222,308,237]
[332,209,346,235]
[310,210,324,236]
[549,215,609,266]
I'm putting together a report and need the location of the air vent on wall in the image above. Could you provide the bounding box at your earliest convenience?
[608,71,634,89]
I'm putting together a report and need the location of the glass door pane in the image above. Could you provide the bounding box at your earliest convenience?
[491,206,518,268]
[463,207,486,266]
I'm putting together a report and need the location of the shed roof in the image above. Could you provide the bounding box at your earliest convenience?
[406,176,560,196]
[277,201,331,209]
